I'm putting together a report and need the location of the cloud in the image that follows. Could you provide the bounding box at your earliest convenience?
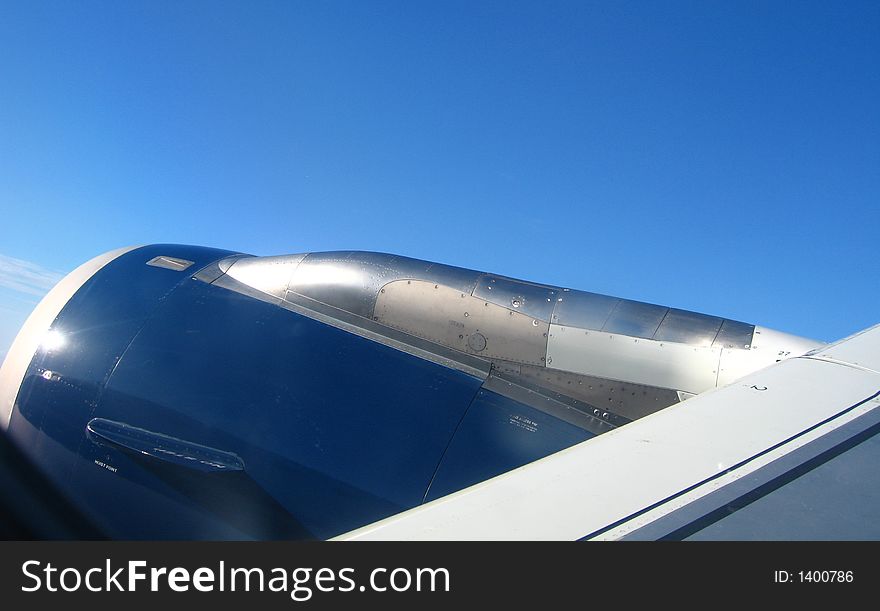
[0,254,65,297]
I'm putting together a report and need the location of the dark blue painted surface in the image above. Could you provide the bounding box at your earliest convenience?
[425,389,594,502]
[8,245,237,503]
[76,278,485,539]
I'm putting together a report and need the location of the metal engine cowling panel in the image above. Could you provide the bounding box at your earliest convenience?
[374,280,550,366]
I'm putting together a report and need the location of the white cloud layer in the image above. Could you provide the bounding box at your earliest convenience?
[0,254,65,297]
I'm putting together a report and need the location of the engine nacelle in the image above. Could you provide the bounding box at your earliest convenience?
[0,245,821,539]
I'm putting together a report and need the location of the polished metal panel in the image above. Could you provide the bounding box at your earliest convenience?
[551,290,620,330]
[193,254,253,284]
[713,319,756,349]
[653,309,724,347]
[423,261,484,294]
[500,361,681,421]
[218,256,244,273]
[375,280,549,365]
[286,251,481,319]
[473,275,557,321]
[287,252,373,316]
[376,253,483,295]
[602,300,669,338]
[546,324,722,395]
[220,251,758,363]
[145,256,195,271]
[226,253,306,299]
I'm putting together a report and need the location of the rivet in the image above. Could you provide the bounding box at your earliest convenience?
[532,320,539,326]
[464,312,469,317]
[380,288,385,293]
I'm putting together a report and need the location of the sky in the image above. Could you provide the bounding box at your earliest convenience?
[0,1,878,362]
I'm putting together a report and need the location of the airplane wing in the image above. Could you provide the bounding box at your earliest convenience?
[336,324,880,540]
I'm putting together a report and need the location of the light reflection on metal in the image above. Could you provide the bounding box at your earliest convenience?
[40,329,66,352]
[220,250,756,357]
[602,300,668,338]
[552,291,620,330]
[284,252,482,319]
[224,254,305,299]
[654,309,723,347]
[713,319,756,350]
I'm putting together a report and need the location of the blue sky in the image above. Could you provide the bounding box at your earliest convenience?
[1,1,878,361]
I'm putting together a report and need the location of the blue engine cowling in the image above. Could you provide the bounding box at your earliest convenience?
[1,245,591,539]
